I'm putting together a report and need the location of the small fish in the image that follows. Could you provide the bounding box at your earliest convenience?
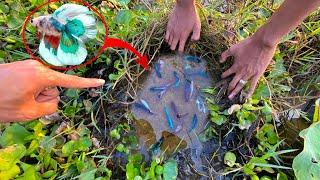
[170,101,188,119]
[149,136,164,153]
[154,60,164,78]
[196,96,207,113]
[184,79,194,102]
[134,99,153,114]
[172,71,180,88]
[189,114,198,132]
[150,84,171,99]
[170,101,179,118]
[149,86,168,92]
[185,70,209,78]
[174,124,183,133]
[183,55,202,63]
[164,106,175,130]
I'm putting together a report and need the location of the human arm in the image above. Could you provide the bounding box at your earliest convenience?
[0,60,105,122]
[166,0,201,52]
[220,0,320,99]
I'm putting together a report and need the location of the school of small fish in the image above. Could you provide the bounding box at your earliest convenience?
[134,55,209,134]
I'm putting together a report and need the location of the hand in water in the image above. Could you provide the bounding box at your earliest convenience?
[220,36,277,99]
[0,60,105,122]
[165,3,201,52]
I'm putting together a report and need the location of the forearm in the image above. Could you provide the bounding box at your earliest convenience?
[253,0,320,46]
[176,0,195,9]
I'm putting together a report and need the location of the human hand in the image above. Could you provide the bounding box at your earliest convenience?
[0,60,105,122]
[165,2,201,52]
[220,36,277,99]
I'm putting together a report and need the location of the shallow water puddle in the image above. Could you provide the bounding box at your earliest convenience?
[132,54,212,170]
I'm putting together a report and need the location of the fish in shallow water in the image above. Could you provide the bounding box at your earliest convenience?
[164,106,175,130]
[184,79,194,102]
[149,83,171,99]
[174,124,183,133]
[149,136,164,155]
[31,3,97,66]
[170,101,188,119]
[196,95,207,113]
[154,60,164,78]
[183,55,202,63]
[189,114,198,132]
[172,71,180,88]
[134,99,153,114]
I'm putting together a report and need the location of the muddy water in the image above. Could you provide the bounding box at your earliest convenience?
[132,54,213,171]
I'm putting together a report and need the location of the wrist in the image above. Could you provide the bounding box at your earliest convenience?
[251,26,279,48]
[176,0,195,9]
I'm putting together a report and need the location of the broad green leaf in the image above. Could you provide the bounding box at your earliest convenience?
[115,10,133,25]
[224,152,237,167]
[0,144,26,171]
[0,3,9,14]
[277,171,288,180]
[210,112,227,126]
[62,140,76,155]
[0,164,20,180]
[16,163,39,180]
[65,89,79,98]
[126,162,139,180]
[252,83,270,100]
[77,169,97,180]
[0,124,32,147]
[75,137,92,151]
[62,137,92,156]
[39,136,56,152]
[155,165,163,175]
[110,129,121,139]
[163,159,178,180]
[268,59,286,79]
[293,122,320,179]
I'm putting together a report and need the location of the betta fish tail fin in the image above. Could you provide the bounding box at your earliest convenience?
[104,38,150,69]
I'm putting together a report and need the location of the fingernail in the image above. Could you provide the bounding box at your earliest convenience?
[97,79,105,85]
[228,93,234,99]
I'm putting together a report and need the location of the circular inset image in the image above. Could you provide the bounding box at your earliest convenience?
[22,0,109,71]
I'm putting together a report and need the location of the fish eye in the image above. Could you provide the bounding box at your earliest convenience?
[31,19,33,23]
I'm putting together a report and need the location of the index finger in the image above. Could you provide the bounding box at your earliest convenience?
[45,69,105,88]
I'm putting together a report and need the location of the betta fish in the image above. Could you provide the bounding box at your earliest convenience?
[189,114,198,132]
[183,55,202,63]
[31,3,97,66]
[184,79,194,102]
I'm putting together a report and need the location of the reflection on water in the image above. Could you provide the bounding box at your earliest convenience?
[132,54,213,172]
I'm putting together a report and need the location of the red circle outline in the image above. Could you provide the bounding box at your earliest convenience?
[22,0,109,71]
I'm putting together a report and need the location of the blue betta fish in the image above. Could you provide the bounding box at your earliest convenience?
[31,4,97,66]
[134,99,154,114]
[164,106,175,130]
[189,114,198,132]
[154,60,164,78]
[183,55,202,63]
[184,79,194,102]
[172,71,181,88]
[196,95,207,114]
